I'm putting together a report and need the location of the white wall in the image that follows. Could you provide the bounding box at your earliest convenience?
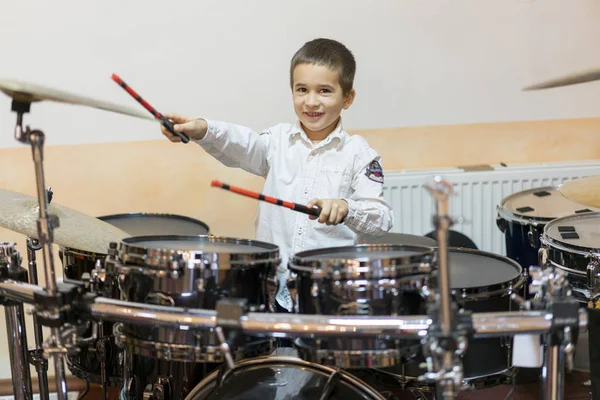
[1,0,600,149]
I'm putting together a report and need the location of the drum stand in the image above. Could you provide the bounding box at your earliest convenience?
[26,237,50,400]
[421,177,468,399]
[0,243,34,400]
[529,266,579,400]
[11,100,69,400]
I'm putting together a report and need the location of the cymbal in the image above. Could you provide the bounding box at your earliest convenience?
[0,77,154,121]
[559,176,600,208]
[523,67,600,90]
[0,188,128,253]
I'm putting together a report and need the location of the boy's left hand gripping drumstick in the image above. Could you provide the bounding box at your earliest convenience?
[111,74,190,143]
[211,180,321,218]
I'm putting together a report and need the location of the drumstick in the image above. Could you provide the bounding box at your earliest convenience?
[111,74,190,143]
[211,180,321,218]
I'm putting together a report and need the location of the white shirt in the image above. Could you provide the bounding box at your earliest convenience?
[196,119,394,310]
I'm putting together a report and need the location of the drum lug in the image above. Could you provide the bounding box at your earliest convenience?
[496,215,506,233]
[586,257,600,294]
[527,223,539,249]
[538,247,548,268]
[142,377,170,400]
[310,282,322,314]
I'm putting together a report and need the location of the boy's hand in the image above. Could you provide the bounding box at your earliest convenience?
[306,198,349,225]
[160,114,208,142]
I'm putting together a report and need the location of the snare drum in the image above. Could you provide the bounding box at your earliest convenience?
[60,213,210,387]
[497,186,598,272]
[540,211,600,303]
[354,248,524,396]
[108,235,280,400]
[184,356,386,400]
[289,244,433,369]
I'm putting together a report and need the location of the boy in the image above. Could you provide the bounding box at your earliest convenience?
[161,38,393,311]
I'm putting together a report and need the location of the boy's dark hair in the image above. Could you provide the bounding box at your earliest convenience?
[290,38,356,95]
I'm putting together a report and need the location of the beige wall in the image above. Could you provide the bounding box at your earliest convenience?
[0,116,599,381]
[2,117,600,248]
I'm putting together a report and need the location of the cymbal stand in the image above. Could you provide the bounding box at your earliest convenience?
[12,100,69,400]
[421,177,469,399]
[0,243,34,400]
[533,266,578,400]
[26,237,49,400]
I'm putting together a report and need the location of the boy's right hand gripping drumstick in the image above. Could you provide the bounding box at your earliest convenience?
[211,180,321,218]
[111,74,190,143]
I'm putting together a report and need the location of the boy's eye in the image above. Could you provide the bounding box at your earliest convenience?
[297,87,307,92]
[320,89,331,93]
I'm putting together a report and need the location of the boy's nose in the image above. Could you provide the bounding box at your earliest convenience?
[306,92,320,107]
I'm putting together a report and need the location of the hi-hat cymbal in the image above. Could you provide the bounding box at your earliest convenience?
[0,188,128,253]
[523,67,600,91]
[0,77,154,121]
[559,176,600,209]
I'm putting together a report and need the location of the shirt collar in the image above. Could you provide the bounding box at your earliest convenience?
[289,118,345,147]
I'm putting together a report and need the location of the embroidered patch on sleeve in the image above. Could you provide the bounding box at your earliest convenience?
[365,160,384,183]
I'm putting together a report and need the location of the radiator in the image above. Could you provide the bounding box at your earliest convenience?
[382,160,600,256]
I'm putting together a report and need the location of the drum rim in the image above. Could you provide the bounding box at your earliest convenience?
[497,186,559,225]
[59,246,105,259]
[98,212,210,234]
[184,355,386,400]
[293,337,420,369]
[119,235,281,269]
[542,212,600,254]
[289,244,434,276]
[59,213,212,258]
[439,247,525,296]
[497,186,596,226]
[114,323,274,363]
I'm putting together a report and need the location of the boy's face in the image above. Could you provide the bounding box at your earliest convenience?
[292,63,355,139]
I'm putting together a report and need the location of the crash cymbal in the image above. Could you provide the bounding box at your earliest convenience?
[0,77,154,120]
[0,188,128,253]
[523,67,600,90]
[559,176,600,209]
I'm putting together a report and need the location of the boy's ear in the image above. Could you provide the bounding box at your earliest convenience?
[343,89,356,110]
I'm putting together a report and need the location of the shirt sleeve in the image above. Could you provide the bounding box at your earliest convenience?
[194,119,275,177]
[343,147,394,236]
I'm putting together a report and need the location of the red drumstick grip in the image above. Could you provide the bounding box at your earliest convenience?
[211,180,320,217]
[111,74,190,143]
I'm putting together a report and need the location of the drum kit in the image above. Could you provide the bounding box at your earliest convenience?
[0,67,598,400]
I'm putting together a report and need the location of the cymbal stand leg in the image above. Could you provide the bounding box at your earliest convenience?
[26,238,49,400]
[527,266,579,400]
[98,321,108,400]
[5,304,34,400]
[542,338,564,400]
[1,243,34,400]
[420,177,468,399]
[12,104,69,400]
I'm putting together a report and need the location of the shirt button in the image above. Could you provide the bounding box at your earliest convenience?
[304,187,308,195]
[297,228,302,235]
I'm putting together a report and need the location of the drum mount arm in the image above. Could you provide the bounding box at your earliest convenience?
[512,266,580,400]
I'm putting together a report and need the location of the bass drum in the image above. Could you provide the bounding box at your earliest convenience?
[184,356,386,400]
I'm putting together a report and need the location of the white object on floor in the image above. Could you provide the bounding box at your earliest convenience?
[512,334,543,367]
